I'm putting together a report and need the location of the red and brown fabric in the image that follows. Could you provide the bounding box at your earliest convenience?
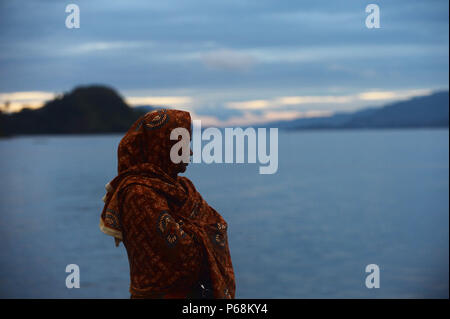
[99,109,235,299]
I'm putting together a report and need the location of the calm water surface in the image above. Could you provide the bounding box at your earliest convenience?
[0,129,448,298]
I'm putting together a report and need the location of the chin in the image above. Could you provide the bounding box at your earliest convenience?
[178,164,188,173]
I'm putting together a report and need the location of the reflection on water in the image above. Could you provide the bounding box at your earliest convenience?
[0,129,448,298]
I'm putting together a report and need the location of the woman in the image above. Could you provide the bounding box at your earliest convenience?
[99,109,235,299]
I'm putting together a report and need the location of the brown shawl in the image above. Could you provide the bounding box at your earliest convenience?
[99,109,235,299]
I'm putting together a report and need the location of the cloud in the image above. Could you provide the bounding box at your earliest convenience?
[126,96,193,107]
[194,109,334,127]
[357,89,431,101]
[0,91,55,101]
[225,89,434,111]
[0,91,56,112]
[68,41,149,55]
[274,96,353,105]
[201,49,257,71]
[0,0,448,95]
[227,99,271,110]
[264,110,333,121]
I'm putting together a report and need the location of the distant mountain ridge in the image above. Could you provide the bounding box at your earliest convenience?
[0,86,448,136]
[264,91,449,130]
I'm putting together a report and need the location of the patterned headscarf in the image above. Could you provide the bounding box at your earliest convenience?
[117,108,191,176]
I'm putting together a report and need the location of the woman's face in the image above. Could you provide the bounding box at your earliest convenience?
[167,134,193,175]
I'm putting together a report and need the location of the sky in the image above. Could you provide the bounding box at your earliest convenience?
[0,0,448,125]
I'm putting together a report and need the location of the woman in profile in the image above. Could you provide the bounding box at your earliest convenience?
[99,109,235,299]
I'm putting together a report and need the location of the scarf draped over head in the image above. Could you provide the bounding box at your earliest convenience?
[99,109,235,299]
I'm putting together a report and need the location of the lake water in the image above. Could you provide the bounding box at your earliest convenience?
[0,129,448,298]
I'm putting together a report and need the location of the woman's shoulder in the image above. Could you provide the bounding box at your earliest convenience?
[121,182,157,198]
[119,184,163,213]
[119,175,182,197]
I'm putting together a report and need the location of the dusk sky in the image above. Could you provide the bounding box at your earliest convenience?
[0,0,448,125]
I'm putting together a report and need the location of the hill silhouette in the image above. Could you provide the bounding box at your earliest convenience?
[345,91,449,128]
[0,86,149,136]
[266,91,449,130]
